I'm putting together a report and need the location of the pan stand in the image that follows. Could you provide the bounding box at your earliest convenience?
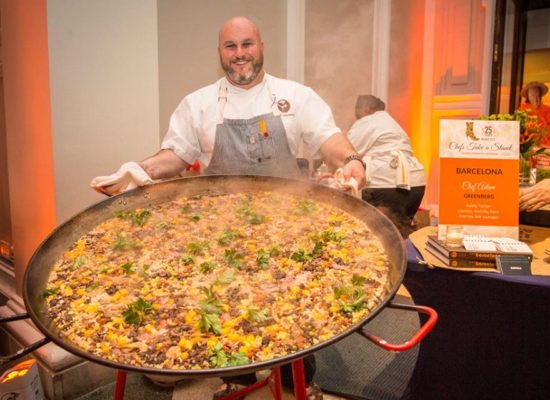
[112,358,308,400]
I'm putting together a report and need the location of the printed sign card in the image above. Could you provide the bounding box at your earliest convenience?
[438,120,520,241]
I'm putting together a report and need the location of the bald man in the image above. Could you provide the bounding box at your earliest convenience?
[93,16,365,196]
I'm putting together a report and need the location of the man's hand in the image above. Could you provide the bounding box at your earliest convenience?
[341,159,366,190]
[90,162,153,196]
[319,133,366,188]
[90,150,188,197]
[519,178,550,212]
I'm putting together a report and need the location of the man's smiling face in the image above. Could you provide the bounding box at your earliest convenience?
[218,17,265,89]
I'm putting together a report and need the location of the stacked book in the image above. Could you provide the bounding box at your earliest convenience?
[425,235,533,271]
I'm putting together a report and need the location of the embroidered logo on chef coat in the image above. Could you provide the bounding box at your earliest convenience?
[277,99,291,113]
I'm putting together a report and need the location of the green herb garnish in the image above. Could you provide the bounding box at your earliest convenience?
[217,229,241,246]
[122,298,152,325]
[199,312,222,335]
[294,200,317,215]
[121,262,136,274]
[181,255,196,265]
[200,261,218,273]
[72,254,87,270]
[41,288,59,298]
[256,249,270,269]
[351,274,367,286]
[291,248,313,263]
[246,308,268,323]
[114,209,151,227]
[112,232,140,251]
[223,249,244,268]
[333,285,366,313]
[208,343,249,367]
[236,200,266,225]
[187,241,210,255]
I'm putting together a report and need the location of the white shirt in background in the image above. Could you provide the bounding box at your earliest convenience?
[347,110,425,189]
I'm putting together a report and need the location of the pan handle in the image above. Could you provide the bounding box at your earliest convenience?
[0,338,50,364]
[0,313,51,364]
[0,313,31,323]
[358,302,438,352]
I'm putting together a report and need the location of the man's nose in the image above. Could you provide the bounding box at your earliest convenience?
[235,45,246,58]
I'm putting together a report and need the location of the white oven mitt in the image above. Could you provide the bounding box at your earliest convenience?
[318,168,360,198]
[90,161,153,196]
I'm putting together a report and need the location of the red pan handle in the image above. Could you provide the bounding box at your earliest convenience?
[358,302,438,352]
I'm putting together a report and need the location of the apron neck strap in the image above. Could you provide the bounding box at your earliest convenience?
[217,76,279,123]
[217,82,228,124]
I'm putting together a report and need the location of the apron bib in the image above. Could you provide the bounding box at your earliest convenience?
[205,81,301,178]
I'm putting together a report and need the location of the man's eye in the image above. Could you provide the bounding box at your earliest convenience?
[225,44,236,49]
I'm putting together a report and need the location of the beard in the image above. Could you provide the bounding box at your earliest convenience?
[221,53,264,86]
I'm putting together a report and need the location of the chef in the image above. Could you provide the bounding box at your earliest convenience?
[92,16,365,196]
[92,15,364,400]
[346,95,425,237]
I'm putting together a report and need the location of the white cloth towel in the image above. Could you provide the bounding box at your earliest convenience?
[318,168,360,198]
[90,162,153,196]
[390,150,411,190]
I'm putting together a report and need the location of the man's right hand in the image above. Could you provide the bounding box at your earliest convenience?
[90,162,153,196]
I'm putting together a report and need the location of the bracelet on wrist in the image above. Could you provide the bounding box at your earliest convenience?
[344,154,366,170]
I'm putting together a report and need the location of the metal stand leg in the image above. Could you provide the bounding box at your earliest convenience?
[113,370,127,400]
[269,366,283,400]
[291,358,307,400]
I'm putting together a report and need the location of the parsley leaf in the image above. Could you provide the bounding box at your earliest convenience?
[122,298,152,325]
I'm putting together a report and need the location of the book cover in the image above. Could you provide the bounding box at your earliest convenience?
[427,235,533,261]
[425,244,498,270]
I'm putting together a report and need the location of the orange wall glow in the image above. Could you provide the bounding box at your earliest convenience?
[2,0,57,293]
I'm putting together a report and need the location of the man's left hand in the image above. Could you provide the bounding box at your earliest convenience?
[342,159,366,188]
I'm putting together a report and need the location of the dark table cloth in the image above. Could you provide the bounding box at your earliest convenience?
[404,240,550,400]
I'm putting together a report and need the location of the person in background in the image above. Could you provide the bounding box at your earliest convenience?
[519,178,550,212]
[346,95,425,237]
[519,81,550,147]
[92,15,365,400]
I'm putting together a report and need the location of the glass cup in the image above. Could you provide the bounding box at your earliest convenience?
[445,225,464,248]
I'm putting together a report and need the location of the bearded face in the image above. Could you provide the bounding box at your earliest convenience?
[220,52,264,87]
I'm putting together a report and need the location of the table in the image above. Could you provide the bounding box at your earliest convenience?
[404,238,550,400]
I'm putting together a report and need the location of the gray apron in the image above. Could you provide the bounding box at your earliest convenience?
[204,81,301,178]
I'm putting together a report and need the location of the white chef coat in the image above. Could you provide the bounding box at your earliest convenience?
[347,110,425,189]
[161,73,340,168]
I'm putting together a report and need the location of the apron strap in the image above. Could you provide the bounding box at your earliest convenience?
[390,150,411,190]
[217,77,279,123]
[217,82,228,124]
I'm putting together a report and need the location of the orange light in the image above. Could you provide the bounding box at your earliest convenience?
[0,359,35,384]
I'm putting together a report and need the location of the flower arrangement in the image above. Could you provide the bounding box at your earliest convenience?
[478,110,546,157]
